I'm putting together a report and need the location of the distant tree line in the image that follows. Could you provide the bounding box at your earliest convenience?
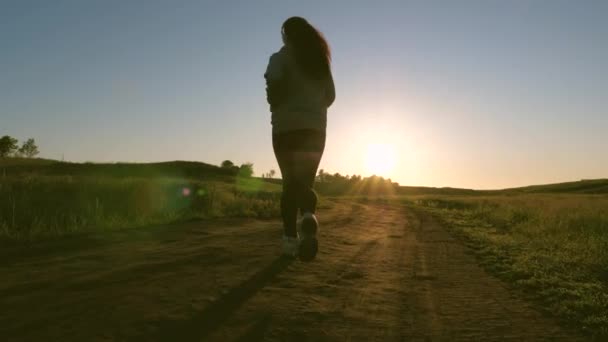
[220,160,255,178]
[0,136,39,158]
[219,161,309,181]
[315,169,399,195]
[317,169,393,184]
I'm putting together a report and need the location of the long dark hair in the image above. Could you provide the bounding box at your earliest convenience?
[282,17,331,80]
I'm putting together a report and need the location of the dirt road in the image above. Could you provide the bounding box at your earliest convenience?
[1,200,581,341]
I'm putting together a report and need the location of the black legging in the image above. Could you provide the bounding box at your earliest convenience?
[273,129,326,237]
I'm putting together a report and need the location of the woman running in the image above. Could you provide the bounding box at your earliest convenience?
[264,17,335,261]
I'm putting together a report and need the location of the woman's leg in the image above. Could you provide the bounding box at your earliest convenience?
[294,130,326,215]
[292,130,325,261]
[272,133,298,237]
[273,130,325,238]
[292,151,323,215]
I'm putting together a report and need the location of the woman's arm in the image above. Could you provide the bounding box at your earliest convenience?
[264,52,287,111]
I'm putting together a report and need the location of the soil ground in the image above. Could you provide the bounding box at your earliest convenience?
[0,199,582,341]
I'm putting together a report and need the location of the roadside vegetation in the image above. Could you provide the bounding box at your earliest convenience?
[413,194,608,338]
[0,158,279,240]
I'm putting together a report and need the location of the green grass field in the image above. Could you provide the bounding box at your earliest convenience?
[413,194,608,337]
[0,158,282,240]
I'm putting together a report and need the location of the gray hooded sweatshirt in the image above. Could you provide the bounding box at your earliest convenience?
[264,46,335,134]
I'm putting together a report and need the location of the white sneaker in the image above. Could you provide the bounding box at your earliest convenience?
[299,213,319,261]
[282,235,300,257]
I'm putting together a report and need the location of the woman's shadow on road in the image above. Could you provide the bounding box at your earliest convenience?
[151,256,294,341]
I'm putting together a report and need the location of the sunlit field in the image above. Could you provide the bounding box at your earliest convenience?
[0,158,284,240]
[0,175,284,240]
[413,194,608,337]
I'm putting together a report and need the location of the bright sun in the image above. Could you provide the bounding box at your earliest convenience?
[365,143,396,177]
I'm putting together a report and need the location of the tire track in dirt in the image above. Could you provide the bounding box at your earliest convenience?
[327,205,412,341]
[405,208,583,341]
[205,201,583,341]
[206,203,414,341]
[411,239,442,340]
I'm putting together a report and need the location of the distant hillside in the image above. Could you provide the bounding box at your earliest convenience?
[506,179,608,194]
[396,186,480,196]
[0,158,234,180]
[395,179,608,195]
[2,158,606,195]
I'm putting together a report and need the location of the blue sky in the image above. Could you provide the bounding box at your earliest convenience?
[1,0,607,189]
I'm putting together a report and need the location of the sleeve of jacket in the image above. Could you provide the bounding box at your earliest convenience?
[264,52,287,111]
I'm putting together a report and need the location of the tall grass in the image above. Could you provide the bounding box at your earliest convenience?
[415,194,608,338]
[0,175,280,240]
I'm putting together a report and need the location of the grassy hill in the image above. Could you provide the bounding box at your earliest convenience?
[506,179,608,194]
[396,179,608,195]
[0,157,234,180]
